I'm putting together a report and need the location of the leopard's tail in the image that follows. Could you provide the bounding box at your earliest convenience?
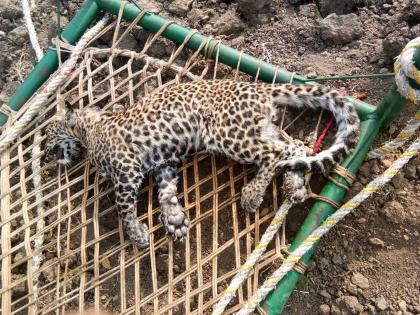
[272,84,360,173]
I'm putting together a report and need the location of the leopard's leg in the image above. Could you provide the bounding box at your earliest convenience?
[281,139,309,203]
[114,173,149,249]
[241,161,278,213]
[241,141,309,212]
[153,164,190,241]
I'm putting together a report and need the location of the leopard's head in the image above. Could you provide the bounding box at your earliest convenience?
[45,114,85,166]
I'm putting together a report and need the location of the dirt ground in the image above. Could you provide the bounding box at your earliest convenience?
[0,0,419,314]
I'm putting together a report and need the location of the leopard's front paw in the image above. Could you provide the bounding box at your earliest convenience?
[283,171,308,204]
[160,196,190,241]
[241,185,264,213]
[126,220,149,249]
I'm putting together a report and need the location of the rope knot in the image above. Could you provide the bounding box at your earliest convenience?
[394,37,420,104]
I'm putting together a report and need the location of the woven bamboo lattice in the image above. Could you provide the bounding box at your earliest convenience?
[0,10,335,315]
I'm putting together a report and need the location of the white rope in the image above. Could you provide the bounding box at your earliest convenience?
[212,201,293,315]
[212,172,313,315]
[21,0,43,61]
[237,137,419,315]
[21,1,45,311]
[30,132,44,314]
[394,37,420,104]
[0,16,109,155]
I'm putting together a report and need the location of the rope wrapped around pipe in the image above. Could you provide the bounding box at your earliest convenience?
[394,37,420,104]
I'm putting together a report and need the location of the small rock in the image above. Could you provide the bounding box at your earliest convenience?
[392,173,410,189]
[137,0,160,13]
[381,200,407,224]
[187,8,211,27]
[260,207,270,216]
[42,258,58,282]
[8,26,29,46]
[369,54,380,63]
[237,0,270,12]
[317,0,360,16]
[299,3,319,18]
[319,257,330,269]
[156,256,168,273]
[383,30,408,64]
[319,13,363,45]
[13,251,25,264]
[237,0,273,25]
[411,24,420,37]
[399,300,407,312]
[359,161,373,177]
[320,289,332,299]
[11,274,27,296]
[365,304,376,314]
[118,33,138,51]
[298,47,306,55]
[320,303,331,314]
[168,0,191,17]
[307,260,317,272]
[60,254,78,269]
[412,305,420,313]
[158,243,169,254]
[333,295,364,314]
[357,217,367,224]
[332,254,343,266]
[231,35,245,46]
[401,0,420,26]
[403,234,410,241]
[214,9,245,35]
[369,237,385,247]
[379,67,389,73]
[346,283,358,296]
[173,264,182,273]
[389,124,398,135]
[351,272,370,289]
[380,158,393,168]
[404,164,417,180]
[0,0,23,20]
[376,296,388,311]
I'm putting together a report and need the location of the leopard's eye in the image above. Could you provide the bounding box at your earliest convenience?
[45,143,58,156]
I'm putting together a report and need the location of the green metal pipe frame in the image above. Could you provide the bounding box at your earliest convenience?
[2,0,377,128]
[2,0,416,313]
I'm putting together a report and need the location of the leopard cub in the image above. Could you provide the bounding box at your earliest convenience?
[45,80,360,248]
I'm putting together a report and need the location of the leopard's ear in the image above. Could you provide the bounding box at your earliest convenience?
[65,110,78,128]
[89,105,101,112]
[56,98,73,119]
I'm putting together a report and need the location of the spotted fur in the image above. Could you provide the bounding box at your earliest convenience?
[45,80,360,248]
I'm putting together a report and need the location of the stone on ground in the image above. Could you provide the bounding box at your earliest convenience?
[319,13,362,45]
[237,0,273,24]
[350,272,370,289]
[332,295,364,315]
[168,0,191,17]
[214,9,245,35]
[376,296,388,311]
[317,0,360,17]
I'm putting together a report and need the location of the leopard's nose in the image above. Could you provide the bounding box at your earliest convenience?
[56,147,65,160]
